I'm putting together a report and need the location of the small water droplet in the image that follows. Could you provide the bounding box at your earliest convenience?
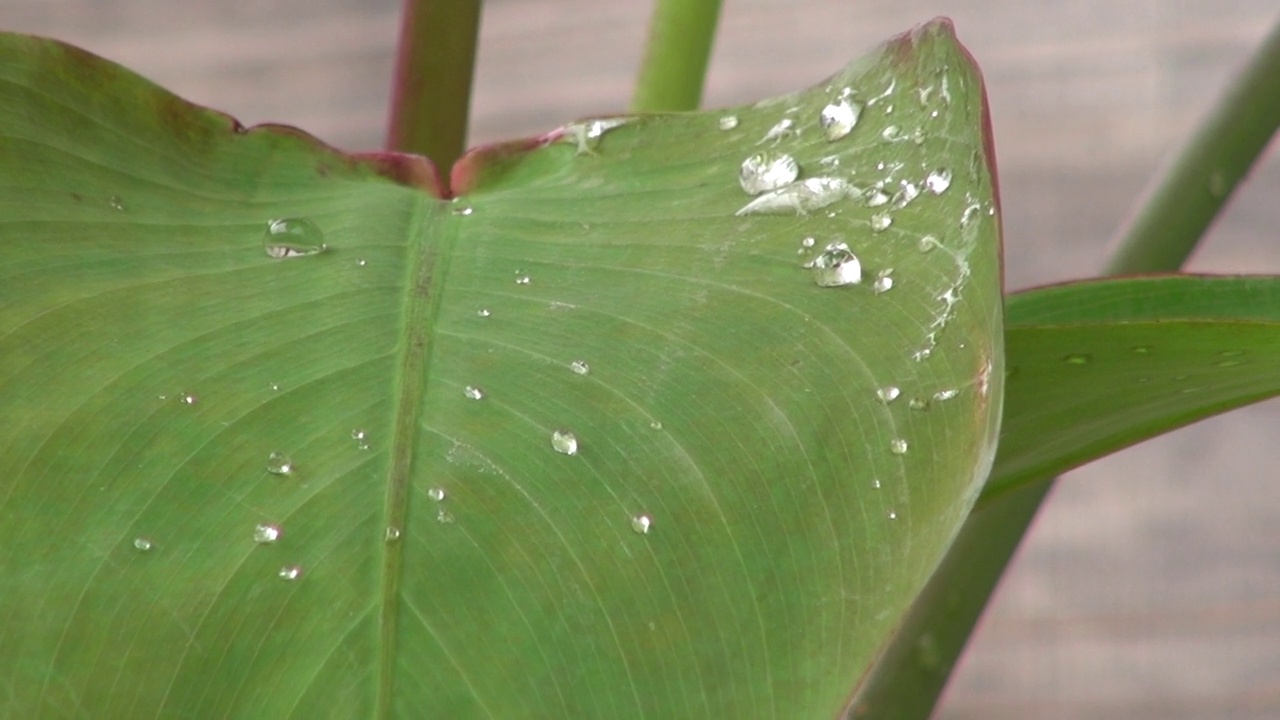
[917,235,939,253]
[266,451,293,475]
[132,537,153,552]
[1132,345,1153,354]
[1063,354,1092,365]
[925,169,952,195]
[351,429,366,441]
[760,117,795,143]
[351,428,369,450]
[356,258,367,267]
[551,429,579,456]
[801,236,815,248]
[718,115,739,130]
[736,177,849,215]
[892,182,921,209]
[908,397,930,411]
[865,187,891,207]
[569,360,591,376]
[873,273,894,293]
[649,420,663,430]
[515,275,531,285]
[877,386,901,403]
[108,195,125,211]
[384,526,401,542]
[933,388,959,402]
[887,510,898,520]
[870,212,892,232]
[269,383,280,391]
[804,241,862,287]
[264,218,327,258]
[278,565,303,581]
[819,98,862,141]
[179,393,199,406]
[463,385,485,400]
[253,523,281,544]
[476,308,491,318]
[890,438,908,455]
[436,508,456,524]
[428,487,446,502]
[631,513,653,534]
[452,205,473,216]
[739,152,800,195]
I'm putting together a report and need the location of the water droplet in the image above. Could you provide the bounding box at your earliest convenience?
[269,383,280,391]
[870,212,892,232]
[892,182,921,210]
[877,386,901,403]
[925,169,952,195]
[427,487,446,502]
[562,117,632,155]
[1214,357,1247,368]
[801,236,816,248]
[463,385,485,400]
[819,98,861,141]
[356,258,367,267]
[179,393,199,406]
[631,514,653,534]
[351,428,369,450]
[718,115,739,130]
[649,420,663,430]
[738,152,800,195]
[908,397,930,411]
[132,537,153,551]
[515,275,531,285]
[737,177,849,215]
[351,429,366,441]
[476,308,491,318]
[436,508,456,524]
[551,429,579,456]
[890,438,909,455]
[1063,354,1092,365]
[264,217,327,258]
[278,565,303,581]
[872,479,882,489]
[265,451,293,475]
[887,510,898,520]
[108,195,125,211]
[384,526,401,542]
[452,205,473,216]
[933,388,959,402]
[917,235,939,253]
[569,360,591,376]
[760,118,795,143]
[1131,345,1152,354]
[253,523,281,544]
[804,241,862,287]
[873,273,894,293]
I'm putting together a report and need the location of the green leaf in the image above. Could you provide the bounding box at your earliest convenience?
[0,21,1001,718]
[848,274,1280,720]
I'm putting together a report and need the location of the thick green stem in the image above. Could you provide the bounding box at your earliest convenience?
[1105,19,1280,275]
[631,0,723,112]
[386,0,482,191]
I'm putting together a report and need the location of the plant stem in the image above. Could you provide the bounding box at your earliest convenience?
[631,0,723,112]
[386,0,482,190]
[1105,18,1280,275]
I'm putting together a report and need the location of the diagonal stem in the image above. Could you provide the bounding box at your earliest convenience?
[631,0,723,112]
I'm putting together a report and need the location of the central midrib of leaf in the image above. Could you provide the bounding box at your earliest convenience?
[376,203,456,718]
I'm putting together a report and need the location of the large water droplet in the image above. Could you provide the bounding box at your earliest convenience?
[132,537,153,552]
[925,169,953,195]
[870,212,892,232]
[253,524,281,544]
[264,218,327,258]
[890,438,909,455]
[736,177,849,216]
[278,565,303,581]
[569,360,591,376]
[551,429,579,456]
[631,514,653,534]
[804,241,862,287]
[428,487,446,502]
[265,451,293,475]
[819,98,862,141]
[738,152,800,195]
[877,386,901,403]
[463,385,485,400]
[718,115,739,130]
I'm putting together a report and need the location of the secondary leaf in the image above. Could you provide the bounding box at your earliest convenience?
[0,20,1000,718]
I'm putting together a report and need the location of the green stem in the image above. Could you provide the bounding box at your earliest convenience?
[631,0,723,112]
[385,0,482,192]
[1105,19,1280,275]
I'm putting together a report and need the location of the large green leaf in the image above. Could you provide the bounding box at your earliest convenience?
[848,275,1280,719]
[0,20,1001,718]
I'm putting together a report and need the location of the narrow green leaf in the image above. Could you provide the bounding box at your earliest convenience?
[0,21,999,717]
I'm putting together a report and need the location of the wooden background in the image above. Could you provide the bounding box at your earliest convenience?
[5,1,1278,717]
